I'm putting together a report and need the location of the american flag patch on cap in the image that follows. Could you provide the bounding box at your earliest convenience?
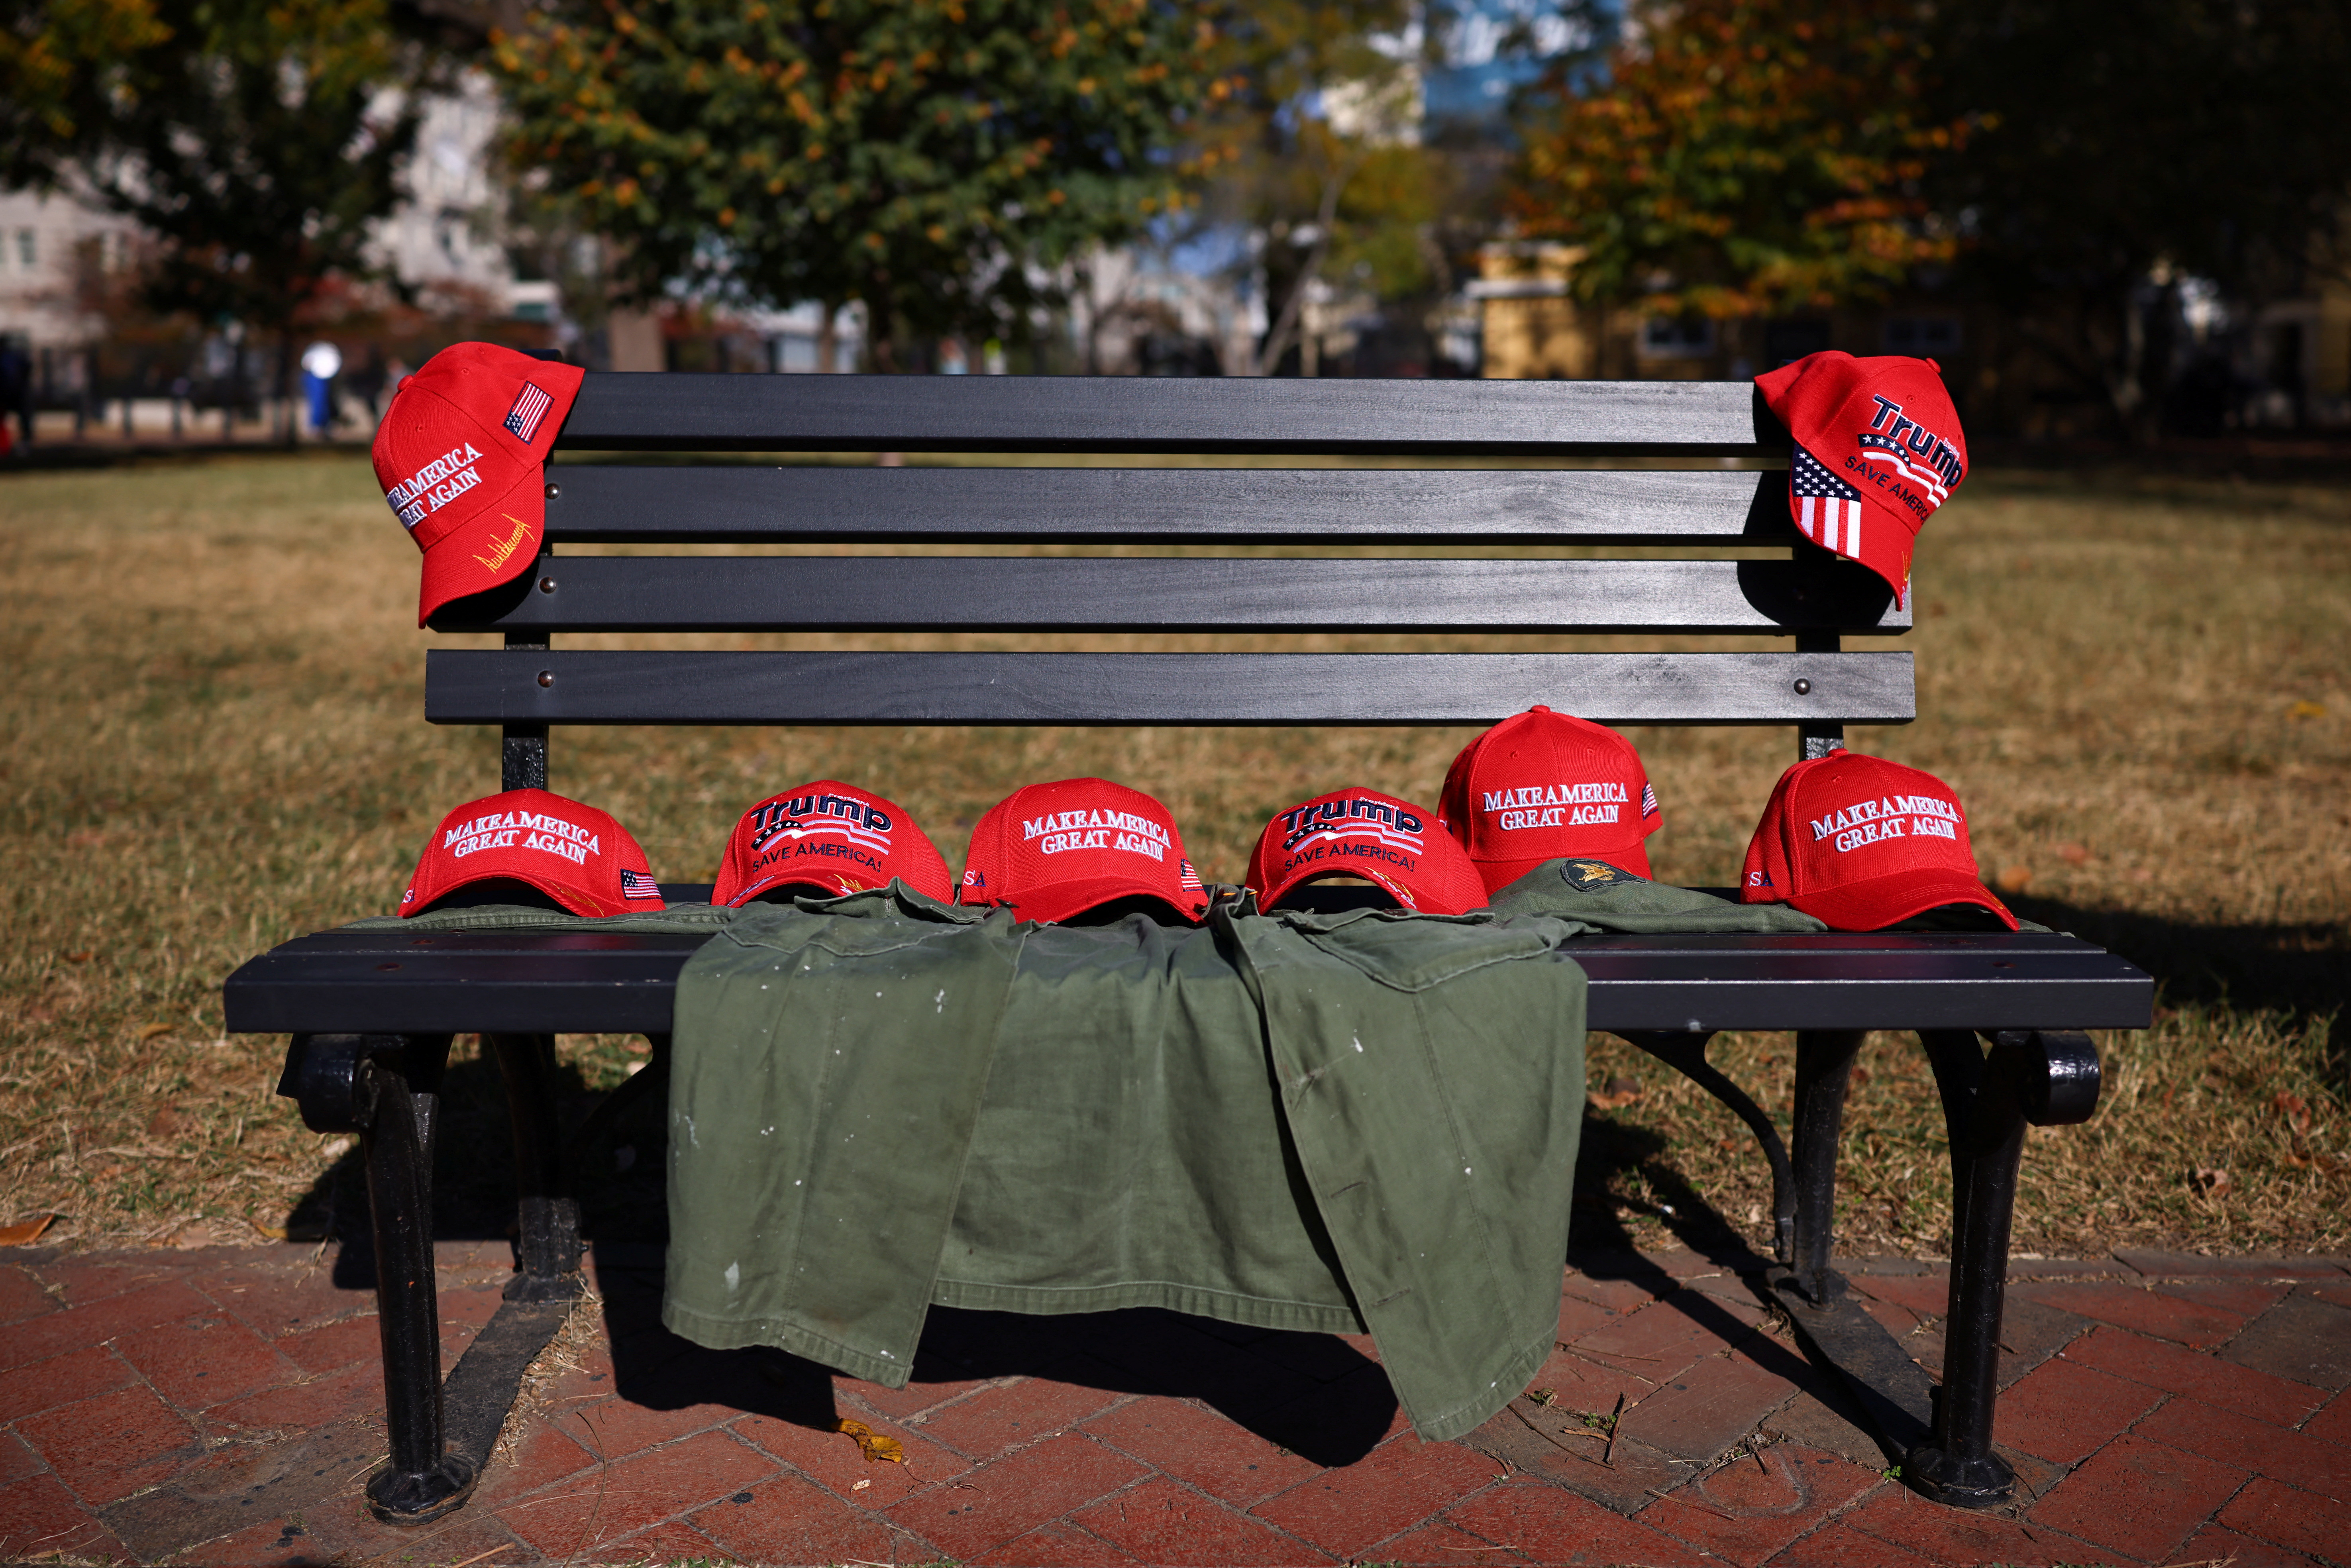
[504,381,553,444]
[1179,859,1203,892]
[619,868,659,900]
[1641,783,1659,818]
[1791,443,1864,555]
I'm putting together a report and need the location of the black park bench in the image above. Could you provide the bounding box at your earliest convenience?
[222,371,2152,1524]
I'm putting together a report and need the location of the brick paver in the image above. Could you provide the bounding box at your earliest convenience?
[2216,1476,2351,1560]
[1633,1445,1880,1567]
[686,1467,921,1566]
[2029,1433,2253,1559]
[1080,1391,1324,1506]
[2,1239,2348,1565]
[1249,1433,1499,1558]
[881,1429,1150,1560]
[2016,1278,2260,1348]
[2221,1288,2351,1389]
[1995,1353,2165,1465]
[1074,1474,1339,1565]
[2062,1320,2332,1423]
[914,1363,1128,1456]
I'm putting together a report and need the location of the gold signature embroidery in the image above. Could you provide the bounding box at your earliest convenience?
[474,514,532,572]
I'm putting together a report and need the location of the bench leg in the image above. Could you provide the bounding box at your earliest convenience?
[275,1034,475,1523]
[486,1033,584,1301]
[1906,1028,2102,1509]
[1787,1029,1864,1304]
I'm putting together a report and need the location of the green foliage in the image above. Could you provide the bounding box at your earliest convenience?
[1507,0,1967,318]
[1179,0,1445,370]
[493,0,1223,351]
[0,0,441,357]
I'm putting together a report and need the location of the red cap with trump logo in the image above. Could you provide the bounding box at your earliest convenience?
[400,788,662,917]
[371,342,584,626]
[1739,752,2013,930]
[712,781,953,905]
[957,777,1209,925]
[1755,351,1967,608]
[1437,706,1662,894]
[1248,787,1488,915]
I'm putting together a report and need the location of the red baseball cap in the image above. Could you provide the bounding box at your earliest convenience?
[957,778,1209,925]
[1248,787,1488,915]
[1739,752,2014,930]
[372,342,585,626]
[1437,706,1662,894]
[1755,351,1968,608]
[712,781,952,905]
[400,788,662,917]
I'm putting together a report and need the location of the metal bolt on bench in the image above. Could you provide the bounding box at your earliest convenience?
[226,371,2151,1521]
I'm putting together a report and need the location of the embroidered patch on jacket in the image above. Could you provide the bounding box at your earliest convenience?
[1560,859,1647,889]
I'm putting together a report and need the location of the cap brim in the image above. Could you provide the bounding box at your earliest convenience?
[1472,838,1652,897]
[1261,865,1420,915]
[1790,867,2015,932]
[972,872,1207,925]
[725,872,869,905]
[404,867,622,918]
[417,464,545,626]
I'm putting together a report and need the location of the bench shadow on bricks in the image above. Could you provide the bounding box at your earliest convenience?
[286,1056,1411,1468]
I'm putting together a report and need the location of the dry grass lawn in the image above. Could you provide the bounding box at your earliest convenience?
[0,449,2344,1261]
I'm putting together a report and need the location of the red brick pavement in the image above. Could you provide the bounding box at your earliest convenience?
[0,1240,2346,1566]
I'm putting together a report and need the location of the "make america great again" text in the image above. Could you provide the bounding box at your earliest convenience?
[385,442,485,529]
[444,808,602,865]
[1023,809,1170,861]
[1810,793,1959,854]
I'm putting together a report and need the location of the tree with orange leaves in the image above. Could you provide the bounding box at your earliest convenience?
[1506,0,1968,320]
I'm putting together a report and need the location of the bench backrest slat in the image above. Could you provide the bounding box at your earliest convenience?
[420,373,1907,785]
[542,464,1792,546]
[555,373,1782,455]
[427,650,1915,728]
[437,556,1907,636]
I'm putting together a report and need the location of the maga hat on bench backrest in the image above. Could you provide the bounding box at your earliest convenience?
[1756,350,1967,608]
[401,788,663,917]
[1438,706,1662,894]
[1740,752,2014,931]
[372,342,584,626]
[958,778,1209,925]
[1249,787,1488,915]
[713,781,953,905]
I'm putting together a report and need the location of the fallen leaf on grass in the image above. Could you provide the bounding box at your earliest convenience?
[834,1419,905,1464]
[0,1214,57,1246]
[1994,865,2033,895]
[2288,700,2327,720]
[2191,1168,2234,1199]
[136,1022,174,1042]
[2055,842,2090,866]
[2275,1092,2313,1136]
[64,952,93,964]
[1587,1075,1643,1111]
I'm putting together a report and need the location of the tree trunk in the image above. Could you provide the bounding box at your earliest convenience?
[275,329,297,447]
[816,306,838,374]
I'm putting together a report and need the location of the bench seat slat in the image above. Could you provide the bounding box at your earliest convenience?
[424,650,1914,726]
[555,373,1782,455]
[443,556,1907,635]
[222,929,2154,1036]
[542,464,1792,544]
